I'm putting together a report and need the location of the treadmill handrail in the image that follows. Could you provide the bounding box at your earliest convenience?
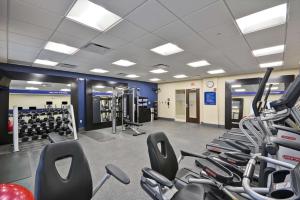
[252,68,273,117]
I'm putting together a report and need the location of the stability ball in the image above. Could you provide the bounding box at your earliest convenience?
[0,184,34,200]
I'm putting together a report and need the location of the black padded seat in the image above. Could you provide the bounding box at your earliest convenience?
[35,141,93,200]
[172,184,205,200]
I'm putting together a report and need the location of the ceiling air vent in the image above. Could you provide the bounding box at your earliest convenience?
[59,63,77,69]
[152,64,170,69]
[83,43,111,55]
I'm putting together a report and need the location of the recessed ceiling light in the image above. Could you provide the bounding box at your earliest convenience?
[236,3,287,34]
[151,43,184,56]
[66,0,122,31]
[90,68,109,73]
[27,81,42,85]
[95,85,105,89]
[259,61,283,68]
[25,87,39,90]
[231,84,242,88]
[235,89,246,92]
[106,91,113,93]
[109,81,117,84]
[44,41,79,55]
[150,69,168,74]
[67,84,71,87]
[207,69,225,74]
[173,74,187,79]
[61,88,71,92]
[34,59,58,66]
[112,59,136,67]
[126,74,140,78]
[252,45,284,57]
[150,78,161,82]
[187,60,210,67]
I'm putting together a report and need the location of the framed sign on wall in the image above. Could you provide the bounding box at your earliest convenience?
[204,92,216,105]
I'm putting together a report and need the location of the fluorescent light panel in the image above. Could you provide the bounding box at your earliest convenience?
[236,3,287,34]
[126,74,139,78]
[151,43,184,56]
[34,59,58,66]
[207,69,225,74]
[231,84,242,88]
[95,85,105,89]
[61,88,71,92]
[150,69,168,74]
[271,87,279,90]
[112,59,136,67]
[90,68,109,73]
[259,61,283,68]
[187,60,210,67]
[266,83,279,86]
[150,78,161,82]
[66,0,122,31]
[252,45,284,57]
[45,42,79,55]
[27,81,42,85]
[67,84,71,87]
[25,87,39,90]
[235,89,246,92]
[174,74,187,79]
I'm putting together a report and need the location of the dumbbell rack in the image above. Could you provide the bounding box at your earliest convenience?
[12,105,78,152]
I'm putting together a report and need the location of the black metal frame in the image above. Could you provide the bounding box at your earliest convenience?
[225,75,295,129]
[85,79,127,131]
[0,69,78,145]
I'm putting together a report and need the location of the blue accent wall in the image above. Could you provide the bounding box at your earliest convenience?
[0,64,157,128]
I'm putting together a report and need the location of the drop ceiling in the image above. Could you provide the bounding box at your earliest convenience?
[0,0,299,83]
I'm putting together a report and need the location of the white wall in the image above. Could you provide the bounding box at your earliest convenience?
[158,69,299,125]
[9,94,70,109]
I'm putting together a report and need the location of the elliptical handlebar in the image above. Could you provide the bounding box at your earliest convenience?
[252,68,273,117]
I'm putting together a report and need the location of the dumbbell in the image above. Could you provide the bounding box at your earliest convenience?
[19,120,26,125]
[36,118,41,123]
[41,122,47,128]
[43,118,48,122]
[32,124,37,128]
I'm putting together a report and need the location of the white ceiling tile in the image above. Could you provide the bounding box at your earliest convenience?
[8,43,40,62]
[92,33,128,49]
[9,32,46,48]
[9,0,63,29]
[154,20,196,41]
[15,0,74,15]
[56,19,100,42]
[132,33,166,49]
[38,50,67,62]
[9,19,53,40]
[157,0,218,17]
[107,20,147,42]
[245,25,285,49]
[90,0,147,17]
[183,1,233,33]
[256,54,283,63]
[225,0,287,19]
[126,0,177,32]
[51,31,88,48]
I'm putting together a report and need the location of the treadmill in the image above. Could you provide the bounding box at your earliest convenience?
[220,83,274,144]
[206,68,273,154]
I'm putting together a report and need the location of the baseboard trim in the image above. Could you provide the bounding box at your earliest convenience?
[201,122,225,128]
[157,117,175,121]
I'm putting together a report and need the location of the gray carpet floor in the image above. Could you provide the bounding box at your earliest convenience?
[3,120,224,200]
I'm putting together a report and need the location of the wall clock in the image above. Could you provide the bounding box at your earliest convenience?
[206,81,214,88]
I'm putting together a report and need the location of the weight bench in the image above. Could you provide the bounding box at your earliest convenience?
[124,119,146,136]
